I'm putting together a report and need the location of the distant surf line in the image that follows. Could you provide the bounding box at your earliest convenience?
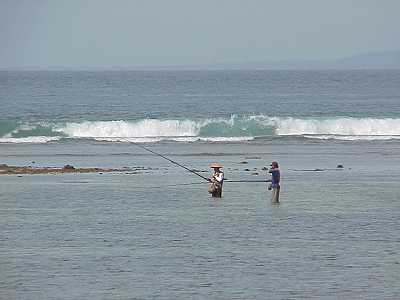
[1,115,400,143]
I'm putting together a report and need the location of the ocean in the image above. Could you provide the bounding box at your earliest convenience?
[1,70,400,299]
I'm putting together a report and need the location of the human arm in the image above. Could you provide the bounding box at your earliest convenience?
[213,172,224,183]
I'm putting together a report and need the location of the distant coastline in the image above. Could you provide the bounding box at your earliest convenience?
[1,50,399,71]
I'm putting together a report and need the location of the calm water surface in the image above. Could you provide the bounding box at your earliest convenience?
[1,140,400,299]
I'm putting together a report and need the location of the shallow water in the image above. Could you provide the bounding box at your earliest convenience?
[1,140,400,299]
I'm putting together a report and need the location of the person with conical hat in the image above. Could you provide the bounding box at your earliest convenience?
[208,163,224,198]
[267,161,280,203]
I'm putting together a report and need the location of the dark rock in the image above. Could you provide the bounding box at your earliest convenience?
[63,164,75,170]
[337,164,344,168]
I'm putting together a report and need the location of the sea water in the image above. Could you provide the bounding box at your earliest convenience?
[1,70,400,299]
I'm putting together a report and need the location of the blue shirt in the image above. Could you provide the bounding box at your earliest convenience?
[269,169,280,188]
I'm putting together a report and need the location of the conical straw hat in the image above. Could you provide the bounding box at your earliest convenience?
[210,163,223,168]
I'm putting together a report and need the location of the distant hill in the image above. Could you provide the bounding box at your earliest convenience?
[333,50,400,69]
[145,50,400,70]
[213,50,400,70]
[2,50,399,71]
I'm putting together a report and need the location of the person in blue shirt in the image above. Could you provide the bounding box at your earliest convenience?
[267,161,280,203]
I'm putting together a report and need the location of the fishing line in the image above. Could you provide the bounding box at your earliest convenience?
[134,144,210,182]
[131,142,270,185]
[225,180,269,183]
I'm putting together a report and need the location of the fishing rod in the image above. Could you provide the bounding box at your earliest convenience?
[134,144,271,184]
[135,144,210,182]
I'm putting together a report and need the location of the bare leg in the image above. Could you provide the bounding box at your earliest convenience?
[271,187,280,203]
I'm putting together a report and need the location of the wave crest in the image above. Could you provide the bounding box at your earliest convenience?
[2,116,400,143]
[56,119,201,138]
[0,136,61,144]
[274,117,400,136]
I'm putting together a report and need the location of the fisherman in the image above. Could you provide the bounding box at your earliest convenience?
[267,161,280,203]
[208,163,224,198]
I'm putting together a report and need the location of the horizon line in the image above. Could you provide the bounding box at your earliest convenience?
[1,67,400,72]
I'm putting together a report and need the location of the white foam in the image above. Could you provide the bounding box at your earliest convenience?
[198,136,254,142]
[272,117,400,136]
[5,116,400,144]
[94,137,163,143]
[94,136,254,143]
[56,119,201,138]
[0,136,61,144]
[168,136,254,142]
[304,135,400,141]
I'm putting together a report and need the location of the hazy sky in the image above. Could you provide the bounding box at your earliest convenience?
[1,0,399,69]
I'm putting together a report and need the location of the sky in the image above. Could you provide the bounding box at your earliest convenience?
[1,0,399,69]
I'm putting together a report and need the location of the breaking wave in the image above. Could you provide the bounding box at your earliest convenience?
[56,119,200,138]
[0,136,61,144]
[273,117,400,136]
[1,115,400,143]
